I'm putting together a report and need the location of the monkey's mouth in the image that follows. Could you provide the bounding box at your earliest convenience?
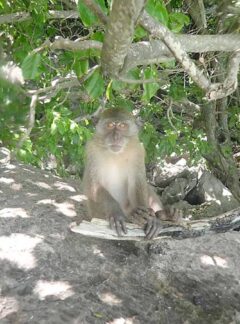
[109,144,123,152]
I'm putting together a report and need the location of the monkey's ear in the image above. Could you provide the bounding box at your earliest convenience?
[91,106,105,125]
[91,115,100,126]
[136,117,144,129]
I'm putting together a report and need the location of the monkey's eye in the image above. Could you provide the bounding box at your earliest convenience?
[118,123,127,129]
[107,122,115,129]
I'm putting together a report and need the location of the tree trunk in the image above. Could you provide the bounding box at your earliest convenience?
[202,103,240,202]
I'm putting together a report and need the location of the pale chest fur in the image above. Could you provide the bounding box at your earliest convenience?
[98,154,130,209]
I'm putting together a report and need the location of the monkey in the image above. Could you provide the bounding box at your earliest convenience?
[83,108,181,239]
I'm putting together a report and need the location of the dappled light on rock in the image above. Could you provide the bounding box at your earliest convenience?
[0,234,42,270]
[37,199,76,217]
[10,183,23,191]
[0,177,14,184]
[53,181,76,192]
[0,296,19,320]
[70,194,87,202]
[34,280,74,300]
[200,255,228,268]
[98,292,122,306]
[0,207,30,218]
[54,201,76,217]
[27,180,52,190]
[92,245,105,258]
[107,317,135,324]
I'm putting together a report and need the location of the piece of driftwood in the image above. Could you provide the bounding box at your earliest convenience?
[70,207,240,241]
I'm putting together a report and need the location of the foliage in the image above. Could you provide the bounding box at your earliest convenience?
[0,0,239,177]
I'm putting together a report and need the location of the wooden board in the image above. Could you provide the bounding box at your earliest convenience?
[70,207,240,241]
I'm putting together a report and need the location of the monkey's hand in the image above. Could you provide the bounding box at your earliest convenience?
[109,213,128,237]
[131,207,163,239]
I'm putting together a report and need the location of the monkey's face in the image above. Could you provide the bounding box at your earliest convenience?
[96,117,139,153]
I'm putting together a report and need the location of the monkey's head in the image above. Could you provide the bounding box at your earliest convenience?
[95,108,139,153]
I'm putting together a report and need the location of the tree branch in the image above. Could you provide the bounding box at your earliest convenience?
[0,10,79,25]
[139,10,211,92]
[101,0,145,77]
[49,37,102,52]
[185,0,207,30]
[15,94,38,152]
[206,50,240,100]
[37,35,240,74]
[122,34,240,71]
[139,11,240,100]
[27,65,99,100]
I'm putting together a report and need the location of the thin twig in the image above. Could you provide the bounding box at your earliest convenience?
[27,65,100,98]
[75,97,107,122]
[15,94,38,151]
[167,100,178,132]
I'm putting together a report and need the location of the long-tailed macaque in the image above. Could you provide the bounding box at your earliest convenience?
[83,108,179,239]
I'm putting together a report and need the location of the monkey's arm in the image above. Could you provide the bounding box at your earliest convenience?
[95,187,128,236]
[84,176,127,236]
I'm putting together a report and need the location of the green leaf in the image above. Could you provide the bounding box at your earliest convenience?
[78,0,107,26]
[78,0,97,26]
[21,53,41,80]
[146,0,169,26]
[169,82,186,101]
[134,26,148,40]
[169,12,190,32]
[73,59,89,77]
[50,120,57,135]
[106,80,112,100]
[58,120,66,136]
[85,69,104,99]
[91,31,104,42]
[142,66,160,102]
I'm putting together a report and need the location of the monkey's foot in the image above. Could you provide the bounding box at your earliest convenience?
[130,206,155,224]
[156,206,183,222]
[130,207,165,239]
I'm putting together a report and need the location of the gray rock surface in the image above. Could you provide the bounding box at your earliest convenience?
[150,159,239,219]
[0,160,240,323]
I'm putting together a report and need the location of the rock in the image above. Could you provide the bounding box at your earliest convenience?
[161,177,189,204]
[0,147,10,166]
[185,171,239,217]
[148,232,240,323]
[0,153,240,323]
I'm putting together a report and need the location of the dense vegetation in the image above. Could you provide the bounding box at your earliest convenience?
[0,0,240,199]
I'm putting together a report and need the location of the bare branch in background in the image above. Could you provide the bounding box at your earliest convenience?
[139,11,211,92]
[75,98,107,123]
[139,11,240,100]
[27,65,99,100]
[206,50,240,100]
[50,37,102,52]
[184,0,207,31]
[122,34,240,71]
[0,10,79,25]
